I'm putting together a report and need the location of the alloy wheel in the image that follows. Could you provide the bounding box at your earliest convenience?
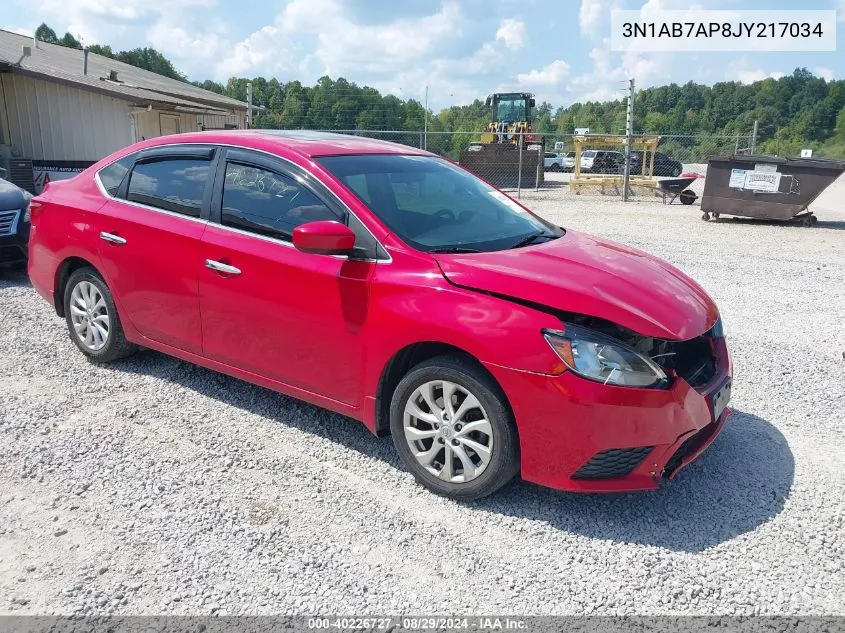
[403,380,494,484]
[69,281,110,351]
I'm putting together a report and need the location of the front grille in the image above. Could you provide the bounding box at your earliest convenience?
[572,446,653,480]
[0,210,20,236]
[651,335,716,389]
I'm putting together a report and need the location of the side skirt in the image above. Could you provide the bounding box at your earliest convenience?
[126,333,370,430]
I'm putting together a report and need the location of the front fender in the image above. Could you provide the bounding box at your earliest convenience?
[361,254,564,401]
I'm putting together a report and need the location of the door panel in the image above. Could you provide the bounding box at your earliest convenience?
[199,225,373,405]
[95,200,206,353]
[94,150,215,354]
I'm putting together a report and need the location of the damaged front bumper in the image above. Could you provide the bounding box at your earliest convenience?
[483,337,732,493]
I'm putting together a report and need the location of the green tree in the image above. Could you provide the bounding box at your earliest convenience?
[88,44,115,58]
[59,32,82,49]
[34,23,59,44]
[116,48,186,81]
[836,107,845,142]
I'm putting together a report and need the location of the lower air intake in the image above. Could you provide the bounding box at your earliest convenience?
[572,446,653,480]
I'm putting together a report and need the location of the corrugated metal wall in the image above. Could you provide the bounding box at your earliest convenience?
[0,73,133,161]
[131,110,247,140]
[132,109,201,141]
[0,72,248,161]
[199,112,246,130]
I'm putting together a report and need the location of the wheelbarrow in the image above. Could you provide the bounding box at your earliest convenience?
[655,176,698,205]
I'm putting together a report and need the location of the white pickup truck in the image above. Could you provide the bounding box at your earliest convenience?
[544,152,575,172]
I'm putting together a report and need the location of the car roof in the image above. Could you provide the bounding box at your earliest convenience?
[127,129,432,159]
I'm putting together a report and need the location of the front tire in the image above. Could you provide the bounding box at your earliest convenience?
[64,267,137,363]
[390,355,519,501]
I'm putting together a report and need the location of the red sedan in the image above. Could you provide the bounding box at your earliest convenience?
[27,131,731,500]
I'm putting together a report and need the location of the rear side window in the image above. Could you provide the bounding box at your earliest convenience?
[126,159,210,218]
[98,157,133,196]
[221,163,339,241]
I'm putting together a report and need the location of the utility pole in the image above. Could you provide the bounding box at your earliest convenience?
[622,78,635,202]
[751,119,758,155]
[246,82,253,128]
[424,85,429,151]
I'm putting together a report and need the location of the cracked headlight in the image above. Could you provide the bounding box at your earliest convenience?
[543,324,668,389]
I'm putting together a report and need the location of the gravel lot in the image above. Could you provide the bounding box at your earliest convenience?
[1,173,844,616]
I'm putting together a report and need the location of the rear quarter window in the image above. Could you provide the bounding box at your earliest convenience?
[97,157,133,196]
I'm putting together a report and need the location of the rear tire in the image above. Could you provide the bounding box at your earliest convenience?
[390,354,519,501]
[64,267,137,363]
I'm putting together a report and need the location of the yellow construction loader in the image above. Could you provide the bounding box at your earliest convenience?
[460,92,544,188]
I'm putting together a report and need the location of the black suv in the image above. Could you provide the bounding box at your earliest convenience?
[630,151,683,177]
[0,176,32,268]
[590,151,625,174]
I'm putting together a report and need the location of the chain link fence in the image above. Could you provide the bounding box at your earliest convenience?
[309,129,756,198]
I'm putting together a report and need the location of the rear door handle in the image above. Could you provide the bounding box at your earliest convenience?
[205,259,241,276]
[100,232,127,245]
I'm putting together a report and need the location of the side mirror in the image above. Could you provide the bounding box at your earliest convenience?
[292,220,355,255]
[529,98,536,108]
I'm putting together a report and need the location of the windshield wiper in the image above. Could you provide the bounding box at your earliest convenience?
[509,230,555,250]
[429,246,482,254]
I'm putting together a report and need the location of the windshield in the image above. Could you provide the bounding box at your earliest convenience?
[494,96,527,123]
[318,154,561,253]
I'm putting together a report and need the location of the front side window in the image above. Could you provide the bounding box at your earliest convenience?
[318,154,561,253]
[221,163,338,241]
[126,159,210,217]
[98,156,133,196]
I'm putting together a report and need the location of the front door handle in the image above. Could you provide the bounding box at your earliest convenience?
[100,231,127,245]
[205,259,241,276]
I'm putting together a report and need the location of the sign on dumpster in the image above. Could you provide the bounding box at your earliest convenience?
[728,168,782,193]
[744,170,781,193]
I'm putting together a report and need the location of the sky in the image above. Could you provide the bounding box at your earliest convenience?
[4,0,845,110]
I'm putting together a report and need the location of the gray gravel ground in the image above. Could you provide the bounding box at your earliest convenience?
[1,173,843,616]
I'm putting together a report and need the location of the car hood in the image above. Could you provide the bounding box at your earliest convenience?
[0,178,30,211]
[434,230,718,341]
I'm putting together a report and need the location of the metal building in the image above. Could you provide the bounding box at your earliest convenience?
[0,29,250,192]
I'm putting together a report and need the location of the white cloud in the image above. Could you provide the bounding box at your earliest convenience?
[495,18,526,51]
[147,19,228,64]
[25,0,213,43]
[579,0,605,35]
[516,60,571,87]
[463,43,505,74]
[565,37,663,102]
[5,25,35,37]
[816,66,835,81]
[272,0,464,77]
[730,68,785,84]
[25,0,220,74]
[213,25,301,79]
